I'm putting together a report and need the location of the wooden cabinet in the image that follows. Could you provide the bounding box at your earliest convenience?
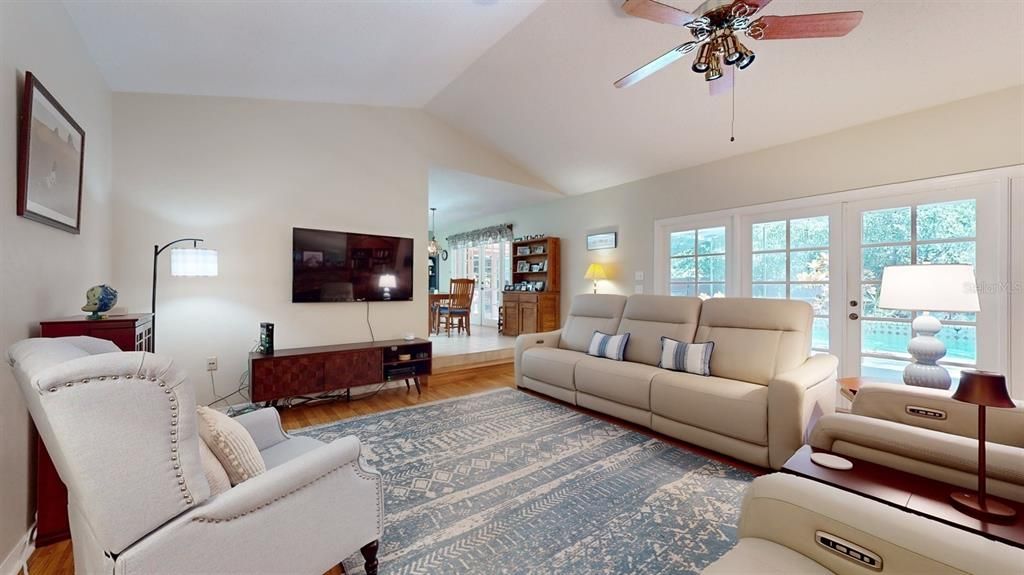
[36,313,154,546]
[40,313,153,353]
[502,292,559,336]
[504,236,560,336]
[250,339,430,403]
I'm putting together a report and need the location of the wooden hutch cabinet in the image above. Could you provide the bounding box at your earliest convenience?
[502,237,560,336]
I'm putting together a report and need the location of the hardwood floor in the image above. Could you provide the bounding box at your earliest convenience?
[24,364,515,575]
[26,362,761,574]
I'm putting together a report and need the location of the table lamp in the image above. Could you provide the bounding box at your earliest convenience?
[379,274,397,300]
[584,264,606,294]
[877,264,979,389]
[950,369,1017,520]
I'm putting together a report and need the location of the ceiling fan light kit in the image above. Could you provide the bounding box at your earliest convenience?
[616,0,863,91]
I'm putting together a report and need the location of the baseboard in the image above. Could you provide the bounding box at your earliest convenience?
[0,525,35,575]
[433,357,513,374]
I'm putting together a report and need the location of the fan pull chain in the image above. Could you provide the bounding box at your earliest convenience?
[730,71,736,142]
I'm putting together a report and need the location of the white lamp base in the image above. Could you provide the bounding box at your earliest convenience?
[903,314,951,389]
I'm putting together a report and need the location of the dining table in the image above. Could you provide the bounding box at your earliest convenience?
[428,292,450,334]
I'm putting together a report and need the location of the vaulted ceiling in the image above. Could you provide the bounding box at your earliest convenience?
[66,0,1024,206]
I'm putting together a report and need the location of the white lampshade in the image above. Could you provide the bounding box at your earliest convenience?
[170,247,218,277]
[878,265,979,312]
[378,274,397,289]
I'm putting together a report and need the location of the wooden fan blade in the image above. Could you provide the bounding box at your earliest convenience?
[614,43,691,88]
[709,64,733,96]
[622,0,696,26]
[751,11,863,40]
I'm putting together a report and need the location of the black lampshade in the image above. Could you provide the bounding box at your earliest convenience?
[952,370,1016,408]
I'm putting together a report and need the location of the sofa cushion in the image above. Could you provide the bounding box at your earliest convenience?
[559,294,627,352]
[696,298,812,385]
[616,295,702,365]
[586,331,629,361]
[659,338,714,376]
[575,358,664,410]
[521,347,589,391]
[651,371,769,446]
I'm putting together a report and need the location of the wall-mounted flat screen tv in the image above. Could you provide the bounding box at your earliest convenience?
[292,227,414,302]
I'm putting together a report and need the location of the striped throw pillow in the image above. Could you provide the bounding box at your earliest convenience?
[587,331,630,361]
[659,337,714,376]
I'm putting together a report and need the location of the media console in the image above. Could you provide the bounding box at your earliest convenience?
[249,338,432,403]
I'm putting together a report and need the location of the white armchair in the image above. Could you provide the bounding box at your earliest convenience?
[8,336,383,575]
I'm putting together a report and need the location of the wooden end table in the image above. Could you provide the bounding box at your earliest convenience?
[782,445,1024,549]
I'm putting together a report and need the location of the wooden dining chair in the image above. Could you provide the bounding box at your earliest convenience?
[439,278,476,336]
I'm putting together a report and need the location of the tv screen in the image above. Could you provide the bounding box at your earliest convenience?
[292,227,414,302]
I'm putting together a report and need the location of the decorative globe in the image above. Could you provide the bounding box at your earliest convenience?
[82,284,118,320]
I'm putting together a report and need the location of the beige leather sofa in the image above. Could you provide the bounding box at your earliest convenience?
[703,473,1024,574]
[811,382,1024,502]
[515,294,838,469]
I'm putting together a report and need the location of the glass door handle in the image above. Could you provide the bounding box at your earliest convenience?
[849,313,860,320]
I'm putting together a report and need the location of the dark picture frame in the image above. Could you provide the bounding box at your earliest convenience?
[17,71,85,234]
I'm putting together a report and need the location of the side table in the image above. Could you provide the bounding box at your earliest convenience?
[783,445,1024,549]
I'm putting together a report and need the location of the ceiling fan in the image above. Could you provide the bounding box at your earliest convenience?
[614,0,863,94]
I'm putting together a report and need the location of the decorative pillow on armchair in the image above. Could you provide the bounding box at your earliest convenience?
[587,331,630,361]
[659,337,714,376]
[196,406,266,486]
[198,437,232,496]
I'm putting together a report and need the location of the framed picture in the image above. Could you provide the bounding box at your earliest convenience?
[516,246,531,256]
[530,263,541,272]
[540,260,547,272]
[587,232,617,251]
[533,281,546,292]
[17,72,85,234]
[531,245,545,254]
[516,260,530,273]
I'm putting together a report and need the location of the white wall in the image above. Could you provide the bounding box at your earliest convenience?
[0,1,114,564]
[111,93,548,406]
[439,86,1024,316]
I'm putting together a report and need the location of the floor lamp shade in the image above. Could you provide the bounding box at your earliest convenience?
[877,265,979,389]
[170,247,219,277]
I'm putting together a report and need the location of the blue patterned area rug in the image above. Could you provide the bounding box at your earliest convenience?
[294,388,753,574]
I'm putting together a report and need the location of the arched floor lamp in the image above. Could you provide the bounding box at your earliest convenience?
[152,238,218,350]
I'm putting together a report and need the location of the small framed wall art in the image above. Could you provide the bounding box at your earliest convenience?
[17,72,85,234]
[587,232,617,251]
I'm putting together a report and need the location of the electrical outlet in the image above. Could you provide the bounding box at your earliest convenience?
[206,357,218,371]
[634,284,644,294]
[634,271,645,281]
